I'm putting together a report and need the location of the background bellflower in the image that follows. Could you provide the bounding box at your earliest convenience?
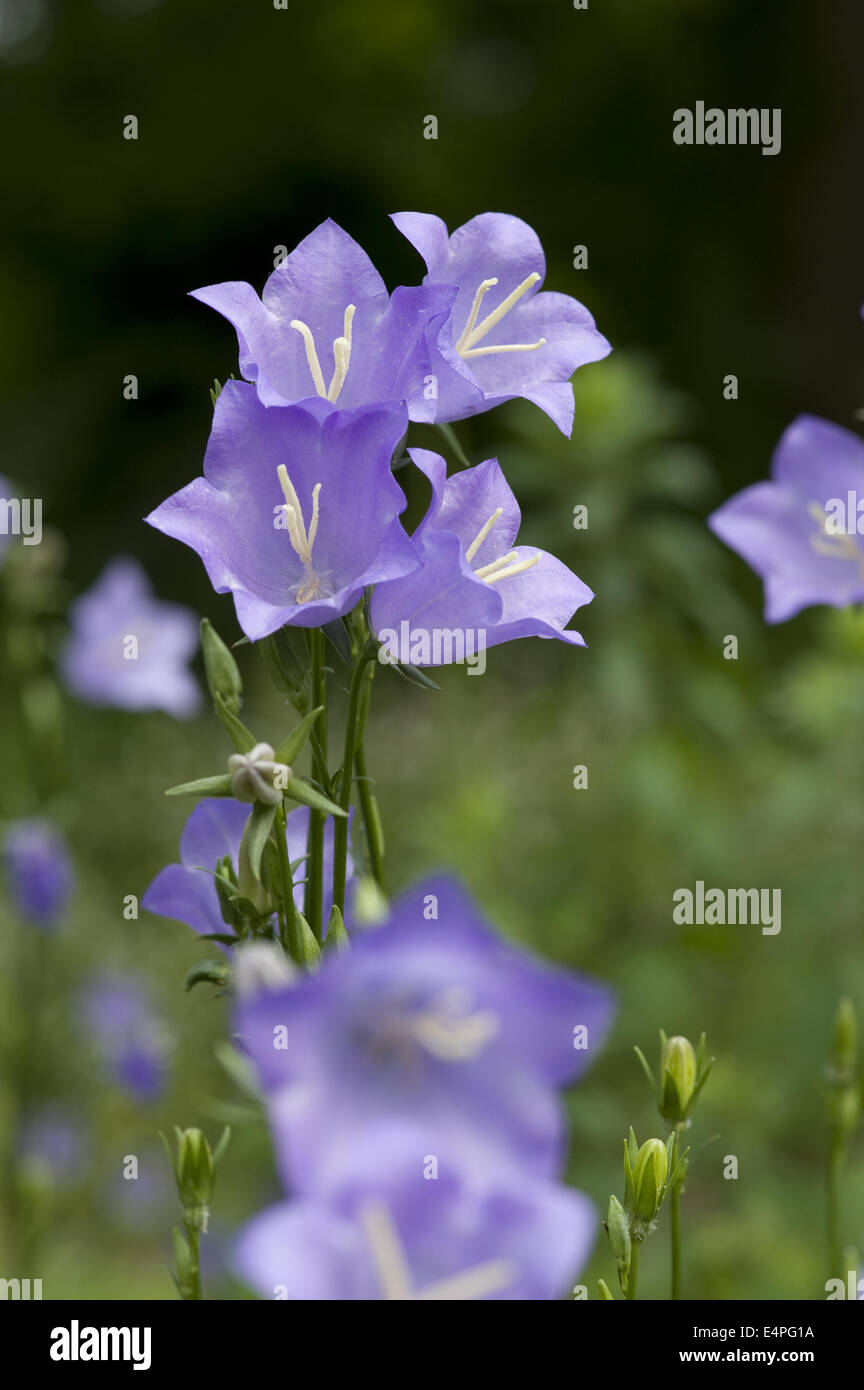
[77,971,170,1102]
[371,449,594,662]
[190,219,455,418]
[60,556,201,717]
[146,386,418,640]
[391,211,611,435]
[709,415,864,623]
[3,818,75,928]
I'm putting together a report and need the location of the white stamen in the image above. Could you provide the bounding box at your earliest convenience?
[419,1259,517,1301]
[807,500,864,580]
[473,550,520,579]
[465,507,503,563]
[277,466,323,602]
[481,553,541,585]
[454,271,545,361]
[359,1200,516,1302]
[290,304,356,402]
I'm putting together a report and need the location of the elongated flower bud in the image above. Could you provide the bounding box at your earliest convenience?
[660,1034,697,1122]
[201,618,243,715]
[631,1138,668,1225]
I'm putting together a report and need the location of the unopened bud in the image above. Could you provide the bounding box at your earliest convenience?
[660,1034,697,1122]
[228,743,289,806]
[631,1138,668,1225]
[201,618,243,715]
[606,1193,631,1276]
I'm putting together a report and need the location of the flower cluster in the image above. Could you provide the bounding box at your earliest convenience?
[147,213,609,654]
[232,876,615,1300]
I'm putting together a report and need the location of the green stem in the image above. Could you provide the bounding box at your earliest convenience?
[625,1239,641,1299]
[182,1221,201,1301]
[670,1124,683,1299]
[304,629,328,940]
[275,801,302,964]
[355,661,385,892]
[333,646,375,915]
[827,1141,843,1283]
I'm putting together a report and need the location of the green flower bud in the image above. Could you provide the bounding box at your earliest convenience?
[201,618,243,715]
[631,1138,668,1225]
[605,1194,631,1276]
[176,1128,214,1231]
[660,1035,697,1122]
[831,998,858,1080]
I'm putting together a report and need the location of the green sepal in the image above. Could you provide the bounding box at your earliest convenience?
[324,904,350,953]
[184,959,232,993]
[282,776,347,818]
[214,692,257,753]
[321,618,353,666]
[273,706,323,766]
[166,774,233,798]
[296,912,322,969]
[245,801,277,883]
[597,1278,616,1300]
[389,661,441,691]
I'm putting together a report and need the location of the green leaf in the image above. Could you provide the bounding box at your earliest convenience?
[273,706,323,766]
[389,661,441,691]
[184,959,231,993]
[297,912,322,969]
[215,692,257,753]
[282,775,347,818]
[324,904,350,953]
[166,774,233,798]
[321,618,354,666]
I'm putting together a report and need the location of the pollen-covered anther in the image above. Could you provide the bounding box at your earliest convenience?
[277,465,323,602]
[454,272,545,359]
[289,304,356,403]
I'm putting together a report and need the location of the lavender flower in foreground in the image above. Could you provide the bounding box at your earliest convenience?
[77,971,170,1102]
[234,1124,596,1301]
[708,415,864,623]
[234,874,614,1187]
[190,219,455,418]
[146,386,418,640]
[142,798,346,942]
[3,818,74,928]
[391,211,611,435]
[370,450,594,662]
[60,556,201,716]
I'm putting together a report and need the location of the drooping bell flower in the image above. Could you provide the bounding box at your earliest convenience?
[709,415,864,623]
[146,386,418,640]
[370,450,593,664]
[60,557,201,717]
[190,219,455,419]
[391,211,611,435]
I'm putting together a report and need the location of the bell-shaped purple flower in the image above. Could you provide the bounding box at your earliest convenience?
[142,798,346,942]
[77,971,170,1103]
[190,219,455,419]
[146,386,418,640]
[370,450,593,664]
[234,1122,596,1301]
[3,818,74,928]
[60,557,201,717]
[234,875,614,1187]
[709,416,864,623]
[391,211,611,435]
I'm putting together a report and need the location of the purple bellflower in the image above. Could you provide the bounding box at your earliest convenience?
[78,971,170,1103]
[145,386,418,641]
[234,875,615,1188]
[391,211,611,436]
[142,798,346,943]
[370,449,594,663]
[3,818,74,928]
[709,415,864,623]
[234,1122,596,1301]
[190,219,455,419]
[60,557,201,717]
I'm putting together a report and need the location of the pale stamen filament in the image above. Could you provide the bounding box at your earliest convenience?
[359,1201,516,1301]
[277,465,323,602]
[465,507,503,563]
[481,553,541,585]
[807,501,864,580]
[473,550,520,579]
[290,304,357,402]
[455,271,546,360]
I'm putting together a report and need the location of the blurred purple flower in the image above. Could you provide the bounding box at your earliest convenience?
[190,219,455,419]
[3,818,74,928]
[370,450,593,662]
[391,211,611,435]
[17,1104,88,1185]
[78,970,170,1102]
[146,387,419,641]
[234,875,615,1188]
[234,1123,596,1301]
[60,556,201,716]
[709,415,864,623]
[142,798,347,943]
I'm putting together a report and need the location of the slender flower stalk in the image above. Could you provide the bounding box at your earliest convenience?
[333,642,376,915]
[304,628,328,940]
[824,999,860,1283]
[354,658,385,892]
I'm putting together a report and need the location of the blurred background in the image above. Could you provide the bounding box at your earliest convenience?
[1,0,864,1299]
